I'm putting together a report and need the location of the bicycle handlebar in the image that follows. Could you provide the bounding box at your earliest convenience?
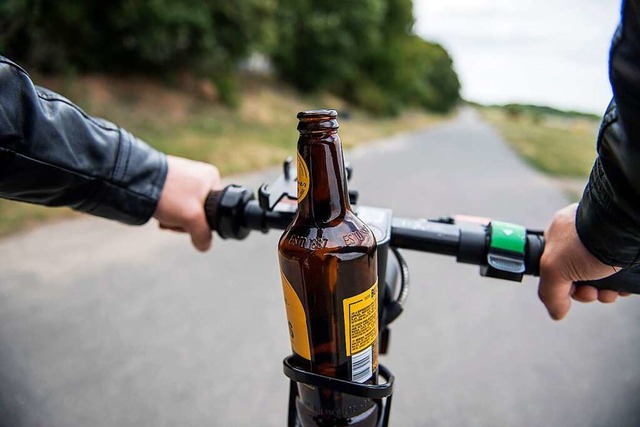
[205,185,640,294]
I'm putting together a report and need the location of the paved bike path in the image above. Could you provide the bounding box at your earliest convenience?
[0,109,638,427]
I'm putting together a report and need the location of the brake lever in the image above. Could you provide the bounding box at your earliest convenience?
[259,158,298,211]
[258,157,358,211]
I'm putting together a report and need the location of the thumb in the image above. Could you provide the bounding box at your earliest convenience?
[185,219,213,252]
[538,263,573,320]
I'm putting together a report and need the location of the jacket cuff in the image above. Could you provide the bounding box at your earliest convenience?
[83,130,168,225]
[576,159,640,267]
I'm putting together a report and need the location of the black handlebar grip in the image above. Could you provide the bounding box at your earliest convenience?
[525,234,544,276]
[204,189,224,231]
[204,185,255,239]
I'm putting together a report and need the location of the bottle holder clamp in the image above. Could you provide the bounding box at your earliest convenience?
[283,355,395,427]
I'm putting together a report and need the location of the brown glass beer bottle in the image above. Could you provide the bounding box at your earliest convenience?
[278,109,379,426]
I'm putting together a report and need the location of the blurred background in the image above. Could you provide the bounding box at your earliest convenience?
[0,0,621,232]
[1,2,639,427]
[0,0,458,232]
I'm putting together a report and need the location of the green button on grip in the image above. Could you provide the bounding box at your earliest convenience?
[489,221,526,255]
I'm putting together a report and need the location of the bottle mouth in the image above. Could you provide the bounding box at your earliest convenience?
[297,109,337,120]
[297,109,339,133]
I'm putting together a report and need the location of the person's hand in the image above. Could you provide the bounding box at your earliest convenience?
[538,203,628,320]
[153,155,222,252]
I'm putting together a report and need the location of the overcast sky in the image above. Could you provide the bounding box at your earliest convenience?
[414,0,621,113]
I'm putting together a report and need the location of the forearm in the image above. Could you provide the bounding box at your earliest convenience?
[577,0,640,267]
[0,57,167,225]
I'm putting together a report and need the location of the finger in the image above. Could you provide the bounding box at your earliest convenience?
[597,289,618,303]
[538,274,572,320]
[572,285,598,302]
[159,223,187,233]
[620,292,631,297]
[185,217,213,252]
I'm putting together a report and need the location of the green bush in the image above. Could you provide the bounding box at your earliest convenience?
[2,0,274,72]
[270,0,460,115]
[270,0,385,92]
[215,74,241,109]
[0,0,275,105]
[406,38,461,112]
[1,0,460,114]
[350,78,402,116]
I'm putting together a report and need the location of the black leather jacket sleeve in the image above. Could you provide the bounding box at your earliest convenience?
[576,0,640,267]
[0,56,167,225]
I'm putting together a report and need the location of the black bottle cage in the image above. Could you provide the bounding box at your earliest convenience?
[283,356,395,427]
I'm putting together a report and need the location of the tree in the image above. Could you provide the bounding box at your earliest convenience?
[270,0,460,114]
[271,0,385,92]
[0,0,273,73]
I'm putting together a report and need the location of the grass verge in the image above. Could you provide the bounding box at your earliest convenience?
[479,106,600,199]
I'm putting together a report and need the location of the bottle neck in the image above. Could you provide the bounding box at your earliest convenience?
[297,131,350,223]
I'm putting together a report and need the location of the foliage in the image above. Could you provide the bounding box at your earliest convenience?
[270,0,460,114]
[411,40,461,112]
[270,0,386,92]
[0,0,460,115]
[359,35,460,114]
[0,0,275,104]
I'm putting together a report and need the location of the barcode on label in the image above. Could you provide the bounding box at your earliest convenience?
[351,346,373,383]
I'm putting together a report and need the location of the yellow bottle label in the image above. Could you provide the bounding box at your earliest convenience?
[297,152,310,201]
[343,281,378,357]
[281,272,311,360]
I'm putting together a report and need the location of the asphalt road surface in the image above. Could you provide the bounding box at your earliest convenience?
[0,109,638,427]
